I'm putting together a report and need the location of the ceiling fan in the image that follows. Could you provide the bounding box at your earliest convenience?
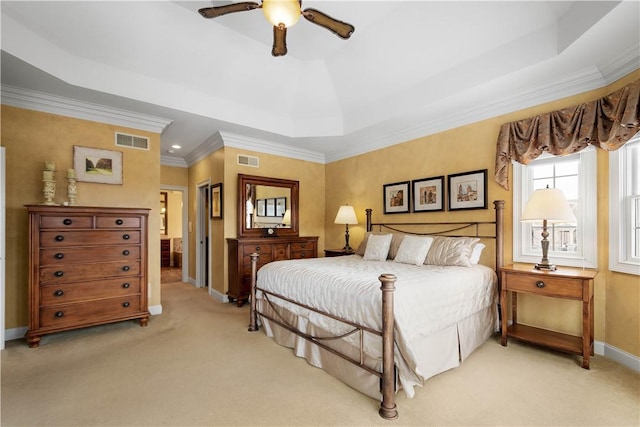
[198,1,355,57]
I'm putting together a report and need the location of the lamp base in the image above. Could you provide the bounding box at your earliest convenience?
[342,245,354,253]
[534,263,557,271]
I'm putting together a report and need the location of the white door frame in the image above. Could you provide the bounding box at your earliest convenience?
[160,185,188,283]
[196,179,211,290]
[1,147,5,349]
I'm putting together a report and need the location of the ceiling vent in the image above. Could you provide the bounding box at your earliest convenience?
[237,154,259,167]
[115,132,149,150]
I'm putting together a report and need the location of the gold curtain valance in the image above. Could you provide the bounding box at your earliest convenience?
[494,79,640,190]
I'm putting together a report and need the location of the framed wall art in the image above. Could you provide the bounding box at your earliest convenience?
[412,176,444,212]
[383,181,410,214]
[256,199,266,217]
[275,197,287,217]
[73,146,123,184]
[266,198,276,216]
[447,169,488,211]
[211,183,223,219]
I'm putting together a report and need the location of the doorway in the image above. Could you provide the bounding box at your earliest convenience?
[159,185,188,285]
[196,180,211,290]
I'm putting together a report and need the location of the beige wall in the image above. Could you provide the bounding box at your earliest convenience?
[325,70,640,358]
[1,105,162,328]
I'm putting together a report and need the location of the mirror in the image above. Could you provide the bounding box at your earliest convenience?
[238,174,299,238]
[160,191,168,235]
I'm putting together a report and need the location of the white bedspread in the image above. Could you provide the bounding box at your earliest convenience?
[256,255,497,396]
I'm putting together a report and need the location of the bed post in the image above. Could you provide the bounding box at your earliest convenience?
[248,252,259,332]
[493,200,504,271]
[378,273,398,420]
[366,208,373,232]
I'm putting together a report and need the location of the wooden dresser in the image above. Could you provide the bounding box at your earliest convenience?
[227,236,318,307]
[26,205,150,347]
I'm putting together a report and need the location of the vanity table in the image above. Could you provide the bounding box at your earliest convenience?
[227,174,318,307]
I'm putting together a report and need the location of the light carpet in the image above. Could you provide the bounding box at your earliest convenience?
[2,281,639,426]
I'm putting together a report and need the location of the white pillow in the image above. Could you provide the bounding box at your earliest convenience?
[363,234,393,261]
[425,236,480,267]
[394,235,434,266]
[470,243,486,264]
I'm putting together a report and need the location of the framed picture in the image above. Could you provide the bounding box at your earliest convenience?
[210,183,223,219]
[275,197,287,217]
[73,146,123,184]
[266,198,276,216]
[412,176,444,212]
[383,181,410,214]
[256,199,266,217]
[447,169,488,211]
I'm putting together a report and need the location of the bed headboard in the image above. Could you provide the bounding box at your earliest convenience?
[365,200,504,271]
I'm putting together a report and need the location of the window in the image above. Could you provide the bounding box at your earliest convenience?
[609,134,640,275]
[513,147,597,268]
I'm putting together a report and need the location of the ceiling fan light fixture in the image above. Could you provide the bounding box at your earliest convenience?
[262,0,301,28]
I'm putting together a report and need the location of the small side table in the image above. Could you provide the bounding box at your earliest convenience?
[324,248,355,257]
[500,263,598,369]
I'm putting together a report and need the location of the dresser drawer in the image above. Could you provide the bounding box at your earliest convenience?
[291,241,315,251]
[40,215,94,229]
[242,243,272,256]
[40,261,141,284]
[96,215,141,229]
[291,250,314,259]
[39,295,143,329]
[40,278,141,306]
[503,272,583,299]
[273,244,288,261]
[40,246,140,265]
[40,230,141,247]
[242,256,271,275]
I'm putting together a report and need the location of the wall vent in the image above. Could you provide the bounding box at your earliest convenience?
[237,154,259,167]
[115,132,149,150]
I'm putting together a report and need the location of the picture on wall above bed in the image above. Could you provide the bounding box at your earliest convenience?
[73,145,123,185]
[383,181,410,214]
[412,176,444,212]
[447,169,488,211]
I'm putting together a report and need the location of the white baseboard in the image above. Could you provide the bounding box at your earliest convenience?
[149,305,162,315]
[5,326,27,342]
[601,341,640,372]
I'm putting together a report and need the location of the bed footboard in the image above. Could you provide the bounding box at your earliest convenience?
[248,253,399,420]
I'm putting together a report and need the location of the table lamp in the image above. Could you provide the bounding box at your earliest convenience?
[521,186,576,271]
[334,205,358,252]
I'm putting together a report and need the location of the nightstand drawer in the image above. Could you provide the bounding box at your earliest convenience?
[504,273,582,299]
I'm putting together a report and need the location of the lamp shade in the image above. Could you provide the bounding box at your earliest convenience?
[262,0,301,27]
[334,205,358,225]
[521,187,576,223]
[282,209,291,225]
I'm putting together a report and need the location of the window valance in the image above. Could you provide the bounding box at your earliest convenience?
[494,79,640,190]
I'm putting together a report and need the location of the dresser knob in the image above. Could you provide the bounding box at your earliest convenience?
[122,283,130,289]
[54,311,64,318]
[54,271,64,278]
[300,253,306,258]
[54,290,64,297]
[536,281,545,288]
[63,219,72,225]
[122,302,130,308]
[255,246,261,252]
[122,250,130,256]
[122,266,130,272]
[122,234,130,240]
[54,253,64,260]
[116,219,124,225]
[55,235,64,242]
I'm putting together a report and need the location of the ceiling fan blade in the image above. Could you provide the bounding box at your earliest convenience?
[272,25,288,57]
[198,2,260,19]
[302,8,355,39]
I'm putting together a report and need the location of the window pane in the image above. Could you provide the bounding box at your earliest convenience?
[556,176,579,200]
[532,163,553,179]
[555,160,579,176]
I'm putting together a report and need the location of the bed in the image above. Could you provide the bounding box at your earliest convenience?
[248,200,504,419]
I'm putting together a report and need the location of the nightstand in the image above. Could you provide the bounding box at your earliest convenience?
[499,263,598,369]
[324,248,355,257]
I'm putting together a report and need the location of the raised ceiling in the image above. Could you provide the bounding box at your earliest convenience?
[1,1,639,166]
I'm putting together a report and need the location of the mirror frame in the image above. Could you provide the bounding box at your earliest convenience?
[237,174,299,238]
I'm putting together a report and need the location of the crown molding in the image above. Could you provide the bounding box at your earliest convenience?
[219,131,326,164]
[160,155,188,168]
[183,132,225,167]
[0,85,172,134]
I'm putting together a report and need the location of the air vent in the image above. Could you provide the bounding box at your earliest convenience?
[237,154,259,167]
[115,132,149,150]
